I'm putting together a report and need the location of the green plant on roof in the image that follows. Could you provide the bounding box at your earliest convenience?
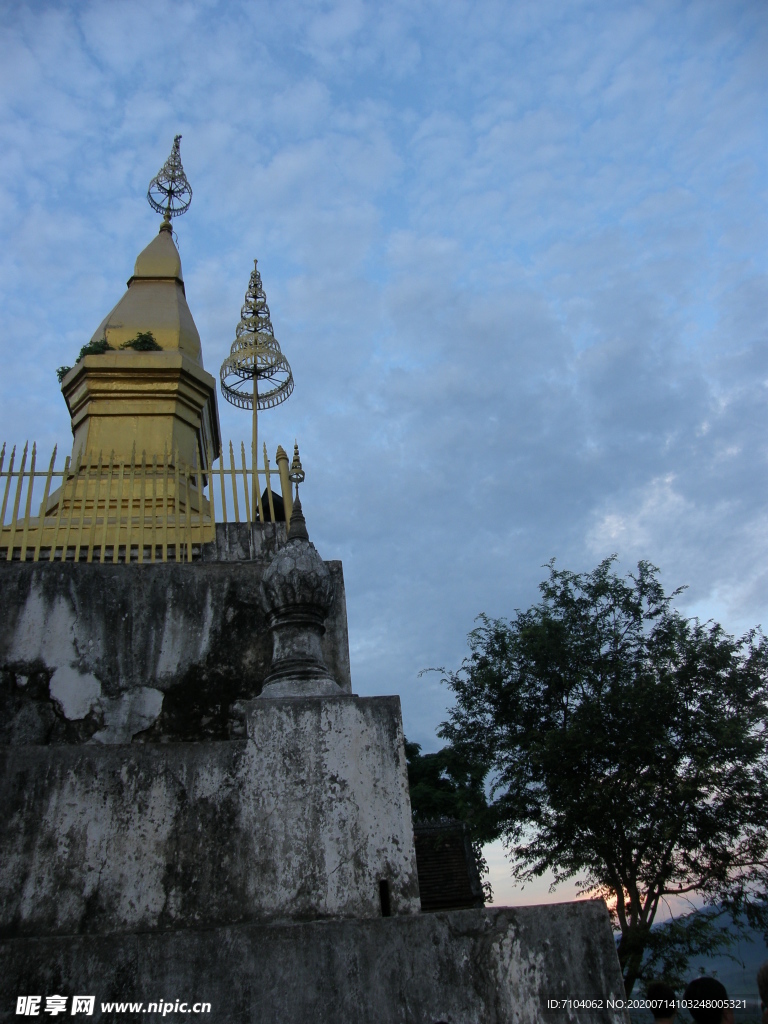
[120,331,162,352]
[78,337,114,360]
[56,331,162,383]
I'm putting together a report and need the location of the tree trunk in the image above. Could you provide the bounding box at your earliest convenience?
[617,925,650,997]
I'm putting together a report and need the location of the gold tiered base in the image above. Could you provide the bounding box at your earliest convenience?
[61,350,221,473]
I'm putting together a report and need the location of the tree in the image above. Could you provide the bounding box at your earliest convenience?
[437,557,768,995]
[404,739,494,899]
[404,739,491,830]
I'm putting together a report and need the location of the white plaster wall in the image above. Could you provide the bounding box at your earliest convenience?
[0,695,420,935]
[241,694,420,921]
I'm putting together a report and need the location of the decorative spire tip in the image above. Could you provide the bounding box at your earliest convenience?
[148,135,192,229]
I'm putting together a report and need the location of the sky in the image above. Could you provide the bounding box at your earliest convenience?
[1,0,767,904]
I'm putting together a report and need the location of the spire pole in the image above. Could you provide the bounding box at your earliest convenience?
[257,374,264,512]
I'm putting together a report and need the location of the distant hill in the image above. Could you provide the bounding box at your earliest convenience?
[631,915,767,1023]
[694,920,766,1001]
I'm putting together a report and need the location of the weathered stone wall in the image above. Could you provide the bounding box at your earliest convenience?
[0,527,631,1024]
[0,537,351,745]
[0,903,630,1023]
[0,696,419,937]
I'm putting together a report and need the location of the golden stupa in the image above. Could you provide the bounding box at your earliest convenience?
[0,137,299,564]
[60,136,220,471]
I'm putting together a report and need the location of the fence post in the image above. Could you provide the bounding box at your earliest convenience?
[184,465,192,562]
[276,445,293,529]
[173,449,181,563]
[137,450,148,564]
[229,441,240,523]
[73,449,92,563]
[6,442,29,560]
[218,449,228,524]
[61,451,82,562]
[99,452,114,563]
[240,442,251,524]
[50,454,72,562]
[124,445,136,562]
[195,442,205,549]
[0,444,15,561]
[254,440,264,523]
[263,443,276,523]
[20,442,37,562]
[86,450,103,563]
[113,459,125,564]
[161,446,169,563]
[35,445,57,563]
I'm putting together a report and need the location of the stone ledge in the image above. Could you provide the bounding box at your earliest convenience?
[0,903,629,1024]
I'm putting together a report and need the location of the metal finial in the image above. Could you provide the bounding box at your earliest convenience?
[220,259,294,519]
[219,260,294,413]
[147,135,192,228]
[289,442,305,500]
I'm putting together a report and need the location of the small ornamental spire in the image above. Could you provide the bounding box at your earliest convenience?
[289,442,305,501]
[237,260,274,338]
[287,495,309,543]
[147,135,192,231]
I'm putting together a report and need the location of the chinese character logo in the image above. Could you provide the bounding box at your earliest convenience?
[70,998,94,1016]
[45,996,68,1016]
[16,997,42,1016]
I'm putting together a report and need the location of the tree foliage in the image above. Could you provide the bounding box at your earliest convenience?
[438,557,768,995]
[404,740,491,832]
[404,739,494,902]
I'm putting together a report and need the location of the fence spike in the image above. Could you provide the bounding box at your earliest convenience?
[50,454,71,562]
[229,440,240,523]
[73,449,91,563]
[20,442,37,561]
[241,441,251,525]
[263,442,276,525]
[113,459,125,564]
[161,444,169,563]
[34,445,57,562]
[174,448,181,563]
[86,451,104,563]
[137,450,147,564]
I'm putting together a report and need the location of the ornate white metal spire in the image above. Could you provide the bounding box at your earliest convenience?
[147,135,192,228]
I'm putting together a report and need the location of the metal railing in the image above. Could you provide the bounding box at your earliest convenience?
[0,440,293,564]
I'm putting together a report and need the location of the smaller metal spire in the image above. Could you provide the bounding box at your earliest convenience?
[289,442,305,501]
[148,135,192,230]
[219,261,294,413]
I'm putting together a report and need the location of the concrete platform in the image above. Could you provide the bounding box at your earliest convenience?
[0,902,629,1023]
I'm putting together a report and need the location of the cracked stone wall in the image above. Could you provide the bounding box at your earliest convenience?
[0,551,351,745]
[0,696,420,937]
